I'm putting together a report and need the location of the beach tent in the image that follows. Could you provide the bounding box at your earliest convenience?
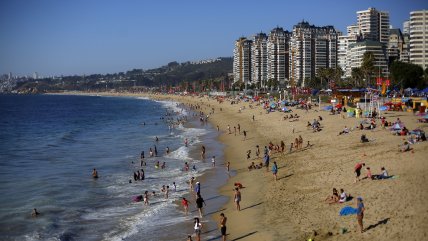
[392,123,403,130]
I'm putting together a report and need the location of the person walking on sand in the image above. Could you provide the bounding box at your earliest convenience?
[219,213,227,241]
[194,217,202,241]
[264,153,270,172]
[243,130,247,140]
[272,161,278,181]
[237,123,241,135]
[227,125,231,134]
[196,194,206,218]
[234,187,241,211]
[356,197,365,233]
[226,161,230,172]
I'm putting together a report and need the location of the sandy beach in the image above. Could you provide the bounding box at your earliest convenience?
[50,91,428,241]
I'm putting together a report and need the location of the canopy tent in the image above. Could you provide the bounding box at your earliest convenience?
[391,123,403,130]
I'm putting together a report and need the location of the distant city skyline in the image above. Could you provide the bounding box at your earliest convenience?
[0,0,426,76]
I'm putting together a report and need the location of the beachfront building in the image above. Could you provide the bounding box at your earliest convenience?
[267,27,291,87]
[401,33,411,63]
[357,7,390,45]
[252,32,268,88]
[347,40,389,79]
[409,10,428,69]
[387,28,405,63]
[289,21,338,87]
[338,27,359,77]
[233,37,252,85]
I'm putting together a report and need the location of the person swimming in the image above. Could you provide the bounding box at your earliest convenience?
[92,168,98,178]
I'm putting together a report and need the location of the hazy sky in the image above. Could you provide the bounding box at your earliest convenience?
[0,0,426,76]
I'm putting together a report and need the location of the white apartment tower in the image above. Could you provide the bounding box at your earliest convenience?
[267,27,290,86]
[347,40,389,79]
[233,37,252,84]
[357,7,390,45]
[252,32,268,87]
[289,21,337,86]
[409,10,428,69]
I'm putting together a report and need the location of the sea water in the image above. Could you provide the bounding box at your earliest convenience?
[0,94,228,241]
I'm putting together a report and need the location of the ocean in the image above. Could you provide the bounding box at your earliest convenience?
[0,94,229,241]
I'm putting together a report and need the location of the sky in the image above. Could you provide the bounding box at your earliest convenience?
[0,0,427,76]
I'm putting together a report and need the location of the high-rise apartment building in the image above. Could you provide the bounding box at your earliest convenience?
[409,10,428,69]
[252,32,268,87]
[289,21,337,86]
[267,27,291,87]
[347,40,389,78]
[356,7,390,45]
[233,37,252,84]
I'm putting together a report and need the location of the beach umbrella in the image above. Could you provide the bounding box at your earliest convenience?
[335,103,342,108]
[421,87,428,93]
[323,106,333,111]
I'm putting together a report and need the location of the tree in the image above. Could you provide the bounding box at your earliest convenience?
[390,61,424,89]
[360,52,376,87]
[351,67,364,87]
[266,78,278,91]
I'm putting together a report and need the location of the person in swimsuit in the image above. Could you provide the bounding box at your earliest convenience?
[272,161,278,181]
[143,191,149,205]
[219,213,227,241]
[354,162,365,183]
[182,197,190,215]
[92,168,98,178]
[194,217,202,241]
[195,194,206,218]
[234,187,241,211]
[356,197,365,233]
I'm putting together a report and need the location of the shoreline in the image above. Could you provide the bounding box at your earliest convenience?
[46,91,428,241]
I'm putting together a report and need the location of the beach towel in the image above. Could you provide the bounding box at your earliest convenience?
[339,206,357,216]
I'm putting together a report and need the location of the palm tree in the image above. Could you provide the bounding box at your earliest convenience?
[351,67,364,87]
[360,52,376,87]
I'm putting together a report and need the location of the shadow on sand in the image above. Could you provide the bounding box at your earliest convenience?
[241,202,263,211]
[366,218,390,231]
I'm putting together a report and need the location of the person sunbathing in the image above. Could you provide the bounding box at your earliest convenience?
[325,188,339,204]
[338,189,350,203]
[248,162,256,171]
[373,167,390,180]
[400,141,411,152]
[338,126,350,135]
[360,134,369,143]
